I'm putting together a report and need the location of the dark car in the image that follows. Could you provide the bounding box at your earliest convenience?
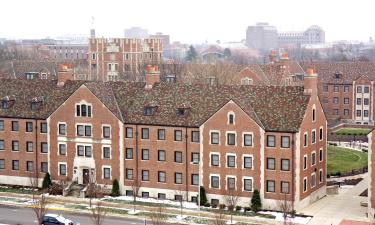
[41,214,74,225]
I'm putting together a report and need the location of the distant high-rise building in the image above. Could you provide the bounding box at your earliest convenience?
[124,27,149,39]
[150,32,170,49]
[278,25,325,47]
[246,23,278,51]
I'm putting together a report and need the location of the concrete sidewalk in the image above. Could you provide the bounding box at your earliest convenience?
[300,174,370,225]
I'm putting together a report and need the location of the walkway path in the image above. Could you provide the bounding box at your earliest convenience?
[300,173,370,225]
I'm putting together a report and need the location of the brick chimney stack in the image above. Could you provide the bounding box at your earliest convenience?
[145,65,160,89]
[304,68,318,95]
[269,50,277,64]
[280,52,289,65]
[57,63,73,87]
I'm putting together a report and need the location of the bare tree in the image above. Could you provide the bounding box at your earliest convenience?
[29,169,48,224]
[277,194,294,225]
[91,199,107,225]
[130,180,142,212]
[150,205,167,225]
[175,188,185,219]
[31,193,49,224]
[224,188,240,224]
[211,208,226,225]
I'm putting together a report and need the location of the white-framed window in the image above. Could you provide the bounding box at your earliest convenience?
[210,131,220,145]
[226,153,236,168]
[210,153,220,167]
[126,168,133,180]
[319,127,323,141]
[311,129,316,144]
[76,103,92,117]
[103,166,111,179]
[58,143,67,156]
[243,177,253,192]
[103,146,111,159]
[125,127,133,138]
[227,112,235,125]
[311,151,316,166]
[303,132,308,147]
[76,124,92,137]
[311,173,316,188]
[226,131,236,146]
[226,175,236,190]
[319,148,323,162]
[158,171,166,183]
[76,144,92,157]
[319,169,323,183]
[58,123,67,136]
[210,174,220,189]
[303,177,307,192]
[312,104,316,122]
[303,154,308,170]
[243,132,253,147]
[102,125,111,139]
[58,163,67,176]
[243,154,253,169]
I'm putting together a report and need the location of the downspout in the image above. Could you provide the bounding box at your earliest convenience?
[291,133,295,211]
[185,127,189,201]
[135,125,139,183]
[35,120,39,181]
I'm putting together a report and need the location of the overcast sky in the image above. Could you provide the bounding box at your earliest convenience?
[1,0,374,44]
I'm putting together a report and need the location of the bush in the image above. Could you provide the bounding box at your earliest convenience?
[42,173,52,190]
[219,204,226,210]
[49,182,63,195]
[251,190,262,212]
[235,206,242,211]
[200,186,208,206]
[204,202,211,207]
[244,207,251,212]
[111,179,120,197]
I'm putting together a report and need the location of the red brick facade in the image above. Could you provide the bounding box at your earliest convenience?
[0,70,326,210]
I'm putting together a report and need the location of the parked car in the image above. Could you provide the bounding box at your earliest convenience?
[41,214,74,225]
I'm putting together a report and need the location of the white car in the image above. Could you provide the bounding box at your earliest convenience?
[41,214,74,225]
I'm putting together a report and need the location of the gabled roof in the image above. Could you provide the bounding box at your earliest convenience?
[0,79,311,132]
[110,82,310,132]
[300,61,375,84]
[0,79,84,119]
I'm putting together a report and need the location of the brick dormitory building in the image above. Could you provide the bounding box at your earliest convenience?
[0,64,326,210]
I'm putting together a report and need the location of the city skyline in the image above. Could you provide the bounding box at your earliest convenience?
[0,0,374,44]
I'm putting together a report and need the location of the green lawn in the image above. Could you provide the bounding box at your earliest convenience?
[334,128,372,136]
[327,146,368,174]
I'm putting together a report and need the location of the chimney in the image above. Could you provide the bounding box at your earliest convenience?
[57,63,73,87]
[280,52,289,65]
[304,68,318,95]
[269,50,277,64]
[145,65,160,89]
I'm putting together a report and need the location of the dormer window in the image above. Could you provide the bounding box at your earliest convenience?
[177,108,189,117]
[30,97,45,111]
[144,101,159,116]
[144,107,155,116]
[176,103,190,117]
[1,101,9,109]
[1,95,15,109]
[334,72,342,79]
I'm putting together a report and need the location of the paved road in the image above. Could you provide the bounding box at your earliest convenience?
[0,205,146,225]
